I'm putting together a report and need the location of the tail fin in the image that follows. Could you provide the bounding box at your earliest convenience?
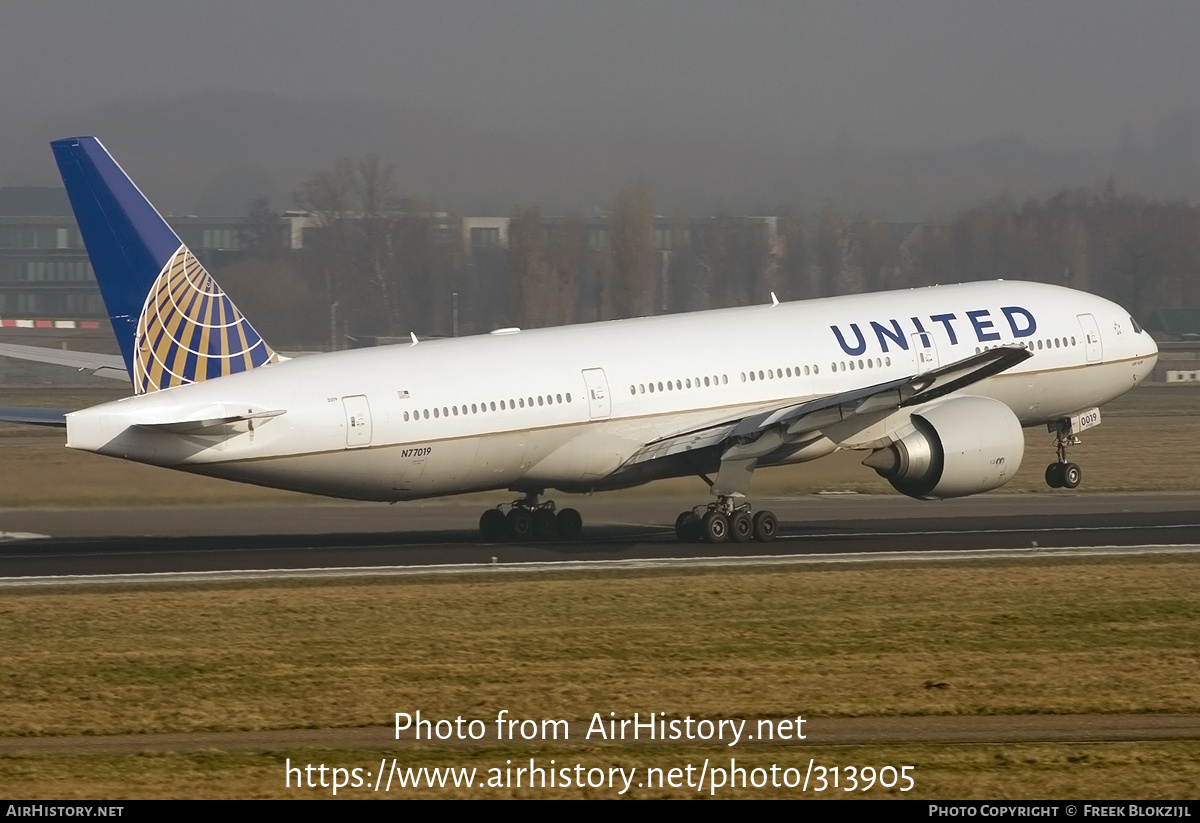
[51,136,278,395]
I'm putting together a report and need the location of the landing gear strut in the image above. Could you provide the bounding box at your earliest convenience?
[1044,420,1082,489]
[479,491,582,542]
[675,496,778,544]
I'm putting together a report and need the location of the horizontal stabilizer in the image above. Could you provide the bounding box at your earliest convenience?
[0,407,68,427]
[133,409,286,434]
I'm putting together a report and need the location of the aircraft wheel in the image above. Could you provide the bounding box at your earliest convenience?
[479,509,507,541]
[506,508,533,541]
[675,511,701,542]
[1045,463,1064,489]
[532,509,558,541]
[752,510,778,543]
[701,511,728,544]
[556,508,583,541]
[729,511,753,543]
[1062,463,1082,489]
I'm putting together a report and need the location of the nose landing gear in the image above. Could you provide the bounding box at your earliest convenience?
[1045,420,1082,489]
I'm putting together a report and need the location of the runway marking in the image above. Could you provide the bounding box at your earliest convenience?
[1,544,1198,587]
[4,521,1199,558]
[792,523,1200,539]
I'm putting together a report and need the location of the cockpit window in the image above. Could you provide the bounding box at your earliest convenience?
[1130,316,1143,334]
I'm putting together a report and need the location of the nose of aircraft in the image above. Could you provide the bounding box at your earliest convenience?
[1135,326,1159,382]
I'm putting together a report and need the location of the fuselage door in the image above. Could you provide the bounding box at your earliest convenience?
[1077,314,1103,364]
[342,395,372,447]
[911,332,940,374]
[582,368,611,421]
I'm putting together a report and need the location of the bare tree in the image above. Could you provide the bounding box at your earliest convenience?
[354,155,402,336]
[816,200,847,296]
[294,162,355,349]
[608,182,657,318]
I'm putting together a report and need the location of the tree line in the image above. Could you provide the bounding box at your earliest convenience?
[215,158,1200,349]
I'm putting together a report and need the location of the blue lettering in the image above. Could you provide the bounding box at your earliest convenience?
[1001,306,1037,338]
[910,317,930,346]
[870,319,910,352]
[967,309,1001,342]
[931,313,959,345]
[831,323,867,356]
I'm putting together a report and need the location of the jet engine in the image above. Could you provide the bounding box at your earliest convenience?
[862,396,1024,500]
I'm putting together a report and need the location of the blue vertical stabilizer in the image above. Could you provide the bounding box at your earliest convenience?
[51,137,277,394]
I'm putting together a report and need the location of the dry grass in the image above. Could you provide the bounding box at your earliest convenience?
[2,558,1198,738]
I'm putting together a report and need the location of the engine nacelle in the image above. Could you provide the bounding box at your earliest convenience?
[862,396,1024,500]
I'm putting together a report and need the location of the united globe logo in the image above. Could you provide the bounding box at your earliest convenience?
[132,245,278,394]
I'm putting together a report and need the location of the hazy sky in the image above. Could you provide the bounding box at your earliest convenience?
[3,0,1199,154]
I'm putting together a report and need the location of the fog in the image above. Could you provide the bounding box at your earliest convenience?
[3,1,1200,216]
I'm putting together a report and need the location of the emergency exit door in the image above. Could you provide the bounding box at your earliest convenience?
[342,395,372,447]
[581,368,611,420]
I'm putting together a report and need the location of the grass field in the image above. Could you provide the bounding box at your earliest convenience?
[1,557,1198,798]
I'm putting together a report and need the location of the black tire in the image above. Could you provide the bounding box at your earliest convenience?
[506,508,533,540]
[532,509,558,541]
[752,510,778,543]
[701,511,728,544]
[1045,463,1064,488]
[479,508,507,541]
[675,511,700,542]
[1062,463,1082,489]
[730,511,752,543]
[556,508,583,541]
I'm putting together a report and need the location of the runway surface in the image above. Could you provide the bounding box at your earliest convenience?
[2,491,1200,580]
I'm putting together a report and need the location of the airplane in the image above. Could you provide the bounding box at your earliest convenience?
[0,137,1160,544]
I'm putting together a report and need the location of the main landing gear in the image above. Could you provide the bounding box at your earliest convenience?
[479,491,582,542]
[674,497,778,544]
[1044,420,1082,489]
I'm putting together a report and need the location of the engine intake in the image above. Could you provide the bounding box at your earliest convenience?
[863,396,1024,499]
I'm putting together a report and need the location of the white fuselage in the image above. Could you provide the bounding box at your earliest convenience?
[65,281,1158,501]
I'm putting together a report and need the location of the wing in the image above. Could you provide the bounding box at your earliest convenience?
[0,343,129,381]
[622,345,1031,468]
